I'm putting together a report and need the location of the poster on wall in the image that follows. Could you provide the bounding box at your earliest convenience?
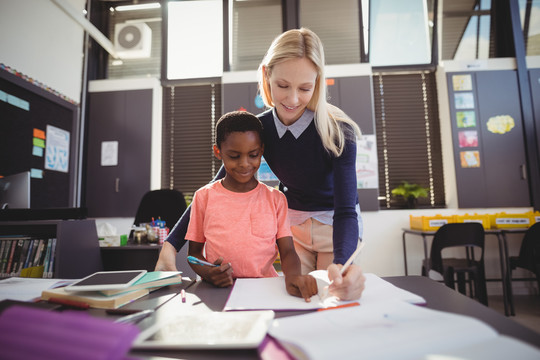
[44,125,70,173]
[452,74,473,91]
[456,111,476,128]
[101,141,119,167]
[460,151,480,168]
[458,130,478,148]
[454,92,475,109]
[356,135,378,189]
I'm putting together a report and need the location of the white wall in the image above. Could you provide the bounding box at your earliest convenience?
[0,0,86,102]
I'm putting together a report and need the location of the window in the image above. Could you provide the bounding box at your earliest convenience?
[162,84,222,195]
[519,0,540,56]
[229,0,282,71]
[299,0,362,64]
[373,72,445,209]
[106,6,162,79]
[167,0,223,80]
[370,0,433,66]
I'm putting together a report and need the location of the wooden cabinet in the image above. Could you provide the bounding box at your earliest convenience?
[0,219,102,279]
[446,69,530,208]
[86,88,152,217]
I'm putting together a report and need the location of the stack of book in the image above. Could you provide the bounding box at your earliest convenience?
[0,237,56,279]
[40,271,183,309]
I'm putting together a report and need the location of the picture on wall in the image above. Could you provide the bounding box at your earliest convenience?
[458,130,479,148]
[456,111,476,128]
[460,151,480,168]
[452,74,473,91]
[454,92,475,109]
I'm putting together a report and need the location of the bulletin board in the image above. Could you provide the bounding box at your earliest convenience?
[0,68,79,209]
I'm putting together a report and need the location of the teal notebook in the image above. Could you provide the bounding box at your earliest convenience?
[100,271,182,296]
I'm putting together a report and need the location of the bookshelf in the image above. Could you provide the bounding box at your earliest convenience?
[0,219,102,279]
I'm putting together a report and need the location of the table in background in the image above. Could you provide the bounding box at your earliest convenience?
[401,227,528,316]
[500,228,530,316]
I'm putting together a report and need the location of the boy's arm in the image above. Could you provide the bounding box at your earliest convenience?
[188,241,233,288]
[277,236,317,301]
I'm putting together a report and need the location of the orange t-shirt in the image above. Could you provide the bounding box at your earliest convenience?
[186,181,291,278]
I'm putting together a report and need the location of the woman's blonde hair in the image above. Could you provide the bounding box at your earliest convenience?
[258,27,361,156]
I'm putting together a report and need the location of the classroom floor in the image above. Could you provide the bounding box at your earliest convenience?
[488,294,540,335]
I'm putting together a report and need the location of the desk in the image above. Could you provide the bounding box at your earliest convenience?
[402,227,524,316]
[88,276,540,359]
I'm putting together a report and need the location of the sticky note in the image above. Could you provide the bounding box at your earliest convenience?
[30,169,43,179]
[33,138,45,148]
[33,128,46,139]
[33,146,44,157]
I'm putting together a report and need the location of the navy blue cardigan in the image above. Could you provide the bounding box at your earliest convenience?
[165,109,361,264]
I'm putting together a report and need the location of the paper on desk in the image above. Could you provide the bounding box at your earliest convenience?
[0,277,74,302]
[224,273,425,311]
[268,300,503,360]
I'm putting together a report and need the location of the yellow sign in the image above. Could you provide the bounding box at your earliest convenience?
[487,115,515,134]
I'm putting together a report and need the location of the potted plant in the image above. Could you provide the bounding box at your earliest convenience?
[391,181,429,209]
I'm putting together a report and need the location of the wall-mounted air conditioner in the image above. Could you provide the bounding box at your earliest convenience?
[114,22,152,59]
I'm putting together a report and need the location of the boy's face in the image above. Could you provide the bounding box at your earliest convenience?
[213,130,263,191]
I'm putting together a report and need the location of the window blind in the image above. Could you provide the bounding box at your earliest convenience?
[162,83,222,195]
[299,0,361,65]
[373,71,445,209]
[230,0,283,71]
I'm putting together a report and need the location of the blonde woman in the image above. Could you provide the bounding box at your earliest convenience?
[157,28,365,300]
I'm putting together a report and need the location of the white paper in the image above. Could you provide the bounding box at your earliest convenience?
[101,141,118,166]
[224,273,426,311]
[269,301,500,360]
[0,277,74,302]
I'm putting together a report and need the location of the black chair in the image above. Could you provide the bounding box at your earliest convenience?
[508,222,540,313]
[133,189,187,231]
[422,223,488,306]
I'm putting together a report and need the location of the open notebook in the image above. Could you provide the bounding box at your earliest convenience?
[224,272,426,311]
[268,300,540,360]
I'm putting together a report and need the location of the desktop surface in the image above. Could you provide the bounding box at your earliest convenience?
[114,275,540,360]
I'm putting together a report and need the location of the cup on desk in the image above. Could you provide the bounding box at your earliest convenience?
[133,226,148,244]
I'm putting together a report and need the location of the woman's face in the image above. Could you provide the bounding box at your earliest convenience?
[266,57,317,126]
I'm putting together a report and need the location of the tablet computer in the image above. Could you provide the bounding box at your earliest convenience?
[132,310,275,349]
[64,270,147,292]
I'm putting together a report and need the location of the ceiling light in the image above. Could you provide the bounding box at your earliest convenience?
[115,3,161,12]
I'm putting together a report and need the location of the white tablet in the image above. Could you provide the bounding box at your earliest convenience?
[64,270,147,292]
[132,310,275,349]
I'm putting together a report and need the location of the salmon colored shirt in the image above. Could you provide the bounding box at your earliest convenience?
[186,180,292,278]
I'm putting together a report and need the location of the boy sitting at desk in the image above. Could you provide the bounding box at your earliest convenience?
[186,111,317,301]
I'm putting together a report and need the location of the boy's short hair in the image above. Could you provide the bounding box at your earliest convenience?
[215,111,264,148]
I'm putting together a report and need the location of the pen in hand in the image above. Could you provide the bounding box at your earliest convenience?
[187,255,219,267]
[321,242,365,299]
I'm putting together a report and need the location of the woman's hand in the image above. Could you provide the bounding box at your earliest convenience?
[327,263,365,300]
[154,241,179,271]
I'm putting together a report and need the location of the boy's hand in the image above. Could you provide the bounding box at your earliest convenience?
[202,257,234,288]
[285,274,318,302]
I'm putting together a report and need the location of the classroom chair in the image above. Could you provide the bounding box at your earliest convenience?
[133,189,187,231]
[508,222,540,314]
[422,223,488,306]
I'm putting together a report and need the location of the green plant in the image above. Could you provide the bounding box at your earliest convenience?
[391,181,429,208]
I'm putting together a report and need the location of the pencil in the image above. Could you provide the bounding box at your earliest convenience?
[320,242,365,299]
[340,241,365,275]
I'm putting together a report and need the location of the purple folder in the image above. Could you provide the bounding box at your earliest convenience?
[0,305,140,360]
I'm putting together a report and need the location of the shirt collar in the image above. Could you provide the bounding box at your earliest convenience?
[272,108,314,139]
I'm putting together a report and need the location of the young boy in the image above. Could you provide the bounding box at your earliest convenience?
[186,111,317,301]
